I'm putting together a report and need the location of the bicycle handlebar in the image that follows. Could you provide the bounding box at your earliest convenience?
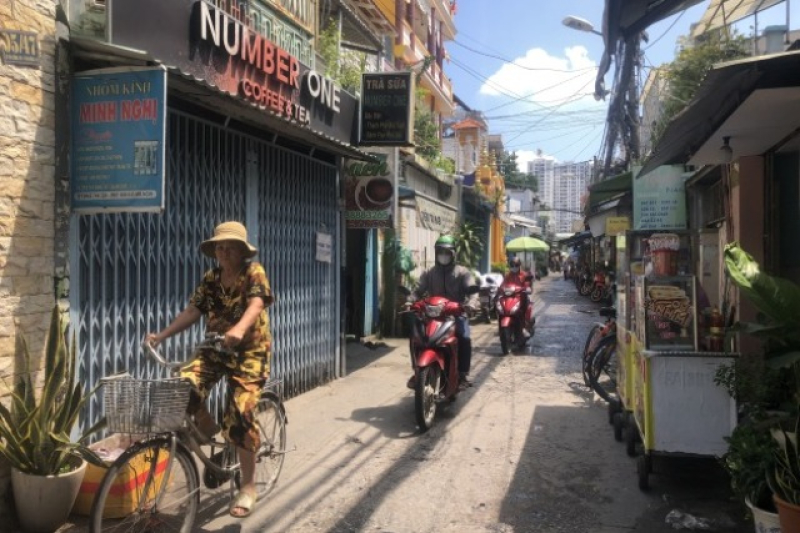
[141,333,236,371]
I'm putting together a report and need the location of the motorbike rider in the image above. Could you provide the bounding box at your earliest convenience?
[502,256,533,337]
[407,234,479,390]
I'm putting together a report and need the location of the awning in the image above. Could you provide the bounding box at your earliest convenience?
[691,0,784,39]
[508,213,541,232]
[558,230,593,247]
[70,37,376,162]
[639,50,800,177]
[587,171,631,210]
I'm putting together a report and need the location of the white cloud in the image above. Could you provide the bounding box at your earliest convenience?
[481,46,601,108]
[477,46,607,163]
[514,150,538,173]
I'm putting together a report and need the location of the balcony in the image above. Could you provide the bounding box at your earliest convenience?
[394,22,454,114]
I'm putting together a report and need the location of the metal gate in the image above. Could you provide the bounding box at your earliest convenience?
[73,108,340,431]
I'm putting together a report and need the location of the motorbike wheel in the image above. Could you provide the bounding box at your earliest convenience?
[579,280,593,296]
[590,286,604,302]
[500,327,511,355]
[415,365,441,431]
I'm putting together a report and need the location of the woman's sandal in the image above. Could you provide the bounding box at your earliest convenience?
[230,491,257,518]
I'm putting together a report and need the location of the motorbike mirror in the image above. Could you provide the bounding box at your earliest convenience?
[397,286,411,297]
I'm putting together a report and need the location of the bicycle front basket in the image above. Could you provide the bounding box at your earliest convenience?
[103,377,192,434]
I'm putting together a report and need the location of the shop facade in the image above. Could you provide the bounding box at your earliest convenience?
[66,0,370,431]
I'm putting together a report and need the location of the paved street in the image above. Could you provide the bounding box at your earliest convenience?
[56,275,749,533]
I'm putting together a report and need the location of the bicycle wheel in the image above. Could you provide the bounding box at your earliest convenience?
[589,337,618,403]
[581,324,603,386]
[90,437,199,533]
[254,395,287,499]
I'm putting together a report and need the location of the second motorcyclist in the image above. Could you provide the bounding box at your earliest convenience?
[407,235,479,390]
[503,256,533,337]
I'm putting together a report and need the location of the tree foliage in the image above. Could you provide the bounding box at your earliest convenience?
[454,222,485,270]
[652,32,748,146]
[498,151,538,191]
[414,88,441,162]
[318,19,366,94]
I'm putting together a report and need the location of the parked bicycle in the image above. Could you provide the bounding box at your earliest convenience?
[581,307,618,406]
[89,335,287,533]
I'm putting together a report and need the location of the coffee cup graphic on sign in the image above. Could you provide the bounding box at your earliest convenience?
[358,177,393,210]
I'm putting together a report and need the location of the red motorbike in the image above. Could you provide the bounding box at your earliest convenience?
[590,269,615,304]
[496,278,535,355]
[400,286,478,431]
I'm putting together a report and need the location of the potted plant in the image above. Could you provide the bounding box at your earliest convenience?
[768,412,800,531]
[722,420,781,532]
[0,305,104,533]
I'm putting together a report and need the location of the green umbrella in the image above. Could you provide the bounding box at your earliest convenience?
[506,236,549,252]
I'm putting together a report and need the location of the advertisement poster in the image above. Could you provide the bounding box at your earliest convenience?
[71,66,166,213]
[344,151,395,229]
[634,165,687,230]
[643,276,697,351]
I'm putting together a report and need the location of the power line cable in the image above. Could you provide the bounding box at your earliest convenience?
[644,10,686,50]
[451,39,599,73]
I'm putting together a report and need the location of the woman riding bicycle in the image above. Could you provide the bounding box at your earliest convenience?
[147,221,273,518]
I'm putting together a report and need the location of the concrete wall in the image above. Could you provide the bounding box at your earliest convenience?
[0,0,58,516]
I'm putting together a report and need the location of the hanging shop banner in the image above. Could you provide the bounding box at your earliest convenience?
[71,66,167,213]
[359,72,414,146]
[344,151,394,229]
[634,165,687,230]
[415,194,457,234]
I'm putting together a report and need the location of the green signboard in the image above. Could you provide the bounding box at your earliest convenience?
[634,165,687,230]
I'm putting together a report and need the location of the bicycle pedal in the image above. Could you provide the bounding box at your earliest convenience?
[203,450,232,489]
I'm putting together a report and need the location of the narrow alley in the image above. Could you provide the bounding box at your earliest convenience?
[178,275,748,533]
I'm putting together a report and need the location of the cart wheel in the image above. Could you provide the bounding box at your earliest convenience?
[637,454,651,491]
[612,412,624,442]
[625,422,640,457]
[607,399,621,425]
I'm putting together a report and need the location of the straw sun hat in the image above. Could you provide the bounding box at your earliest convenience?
[199,221,258,259]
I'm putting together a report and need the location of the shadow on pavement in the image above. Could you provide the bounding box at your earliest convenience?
[498,404,750,533]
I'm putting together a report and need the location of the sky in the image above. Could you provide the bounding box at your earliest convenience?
[446,0,795,173]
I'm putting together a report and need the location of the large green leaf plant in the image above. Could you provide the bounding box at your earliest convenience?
[724,242,800,372]
[0,306,105,475]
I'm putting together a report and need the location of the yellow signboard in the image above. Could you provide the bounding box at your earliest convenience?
[606,216,630,235]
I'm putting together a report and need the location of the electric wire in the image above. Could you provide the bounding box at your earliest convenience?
[452,39,598,73]
[644,9,686,50]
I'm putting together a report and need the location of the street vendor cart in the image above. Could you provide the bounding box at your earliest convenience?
[613,231,737,490]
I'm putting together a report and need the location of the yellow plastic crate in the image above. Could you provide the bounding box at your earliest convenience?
[73,436,170,519]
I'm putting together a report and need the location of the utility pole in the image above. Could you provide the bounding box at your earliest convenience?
[602,33,642,178]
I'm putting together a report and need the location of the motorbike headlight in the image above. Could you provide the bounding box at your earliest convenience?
[424,303,444,318]
[503,287,515,296]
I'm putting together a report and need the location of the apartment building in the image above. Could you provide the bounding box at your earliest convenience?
[528,154,592,234]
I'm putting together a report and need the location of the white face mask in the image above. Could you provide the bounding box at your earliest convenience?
[437,253,453,266]
[510,266,520,273]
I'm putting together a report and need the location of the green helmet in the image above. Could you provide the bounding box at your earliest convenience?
[434,235,456,251]
[435,235,456,267]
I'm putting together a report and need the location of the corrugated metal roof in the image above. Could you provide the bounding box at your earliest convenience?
[691,0,785,38]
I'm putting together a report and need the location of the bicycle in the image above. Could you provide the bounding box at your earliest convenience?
[89,335,287,532]
[586,310,618,405]
[581,306,617,387]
